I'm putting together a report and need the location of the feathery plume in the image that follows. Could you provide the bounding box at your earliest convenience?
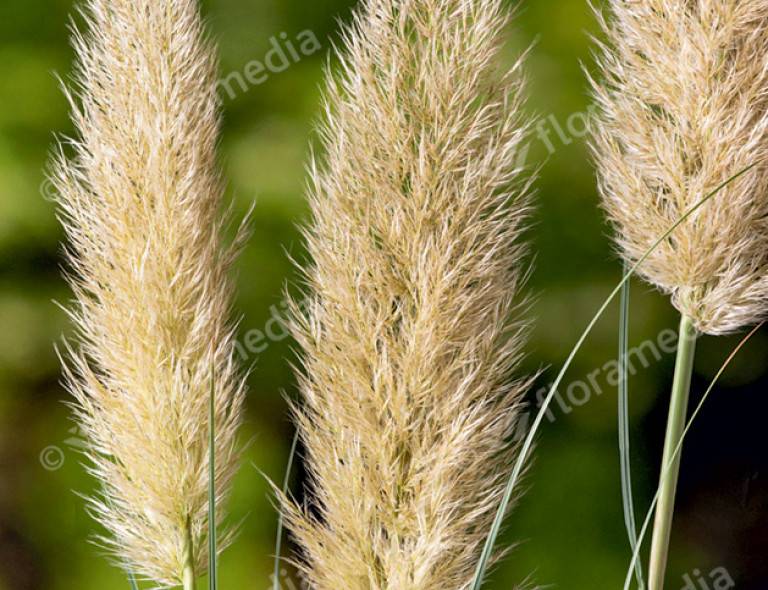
[591,0,768,336]
[590,4,768,587]
[51,0,245,586]
[282,1,535,588]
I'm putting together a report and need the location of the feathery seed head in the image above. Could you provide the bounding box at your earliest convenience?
[52,0,246,585]
[591,0,768,335]
[282,1,535,588]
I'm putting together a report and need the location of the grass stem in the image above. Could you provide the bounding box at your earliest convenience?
[183,518,197,590]
[648,314,697,590]
[208,366,217,590]
[624,323,762,589]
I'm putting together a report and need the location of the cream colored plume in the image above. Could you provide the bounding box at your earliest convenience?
[591,0,768,335]
[282,1,534,588]
[51,0,245,586]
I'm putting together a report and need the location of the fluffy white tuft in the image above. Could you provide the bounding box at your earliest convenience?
[591,0,768,335]
[51,0,246,586]
[281,1,536,588]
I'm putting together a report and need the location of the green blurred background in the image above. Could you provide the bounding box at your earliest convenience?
[1,0,766,588]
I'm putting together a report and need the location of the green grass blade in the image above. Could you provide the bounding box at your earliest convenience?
[623,322,763,590]
[618,264,644,589]
[470,163,755,590]
[274,429,300,590]
[128,572,139,590]
[209,365,217,590]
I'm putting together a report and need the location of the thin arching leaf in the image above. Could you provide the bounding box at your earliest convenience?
[274,430,300,590]
[618,266,644,589]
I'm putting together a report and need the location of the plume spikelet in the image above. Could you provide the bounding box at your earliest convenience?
[51,0,245,585]
[591,0,768,335]
[282,1,534,588]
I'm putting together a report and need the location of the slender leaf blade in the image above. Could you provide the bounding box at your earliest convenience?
[274,429,300,590]
[618,265,644,589]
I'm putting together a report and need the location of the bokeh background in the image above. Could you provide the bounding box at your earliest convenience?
[1,0,767,588]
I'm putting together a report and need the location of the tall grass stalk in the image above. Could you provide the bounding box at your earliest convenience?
[591,1,768,584]
[472,165,754,589]
[51,0,247,586]
[647,316,696,589]
[280,1,536,588]
[624,323,764,590]
[184,519,197,590]
[208,368,218,590]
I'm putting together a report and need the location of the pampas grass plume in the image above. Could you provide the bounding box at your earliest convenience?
[282,1,535,588]
[51,0,246,586]
[591,0,768,335]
